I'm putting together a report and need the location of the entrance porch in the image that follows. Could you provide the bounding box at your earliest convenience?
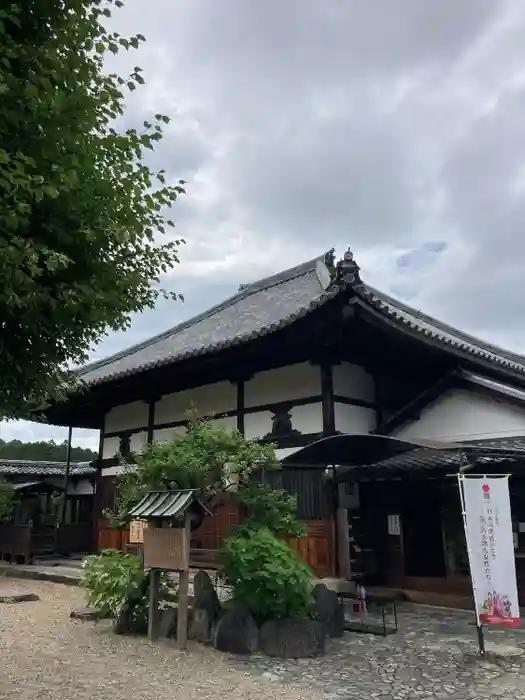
[281,434,525,605]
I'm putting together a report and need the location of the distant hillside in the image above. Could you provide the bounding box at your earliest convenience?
[0,439,97,463]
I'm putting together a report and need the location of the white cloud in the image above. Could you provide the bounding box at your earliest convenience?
[8,0,525,442]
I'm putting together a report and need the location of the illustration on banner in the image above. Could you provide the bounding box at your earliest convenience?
[461,476,520,628]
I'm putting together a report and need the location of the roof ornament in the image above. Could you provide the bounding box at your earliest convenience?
[324,248,336,276]
[334,247,361,286]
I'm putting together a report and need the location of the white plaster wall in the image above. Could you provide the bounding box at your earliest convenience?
[105,401,149,432]
[130,431,148,454]
[393,388,525,442]
[155,381,236,425]
[101,464,137,477]
[210,415,238,431]
[153,425,186,444]
[244,402,323,440]
[244,411,273,440]
[332,363,375,402]
[244,363,321,407]
[102,436,120,460]
[102,431,147,459]
[334,403,377,434]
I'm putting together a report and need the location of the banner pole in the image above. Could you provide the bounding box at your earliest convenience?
[457,473,485,655]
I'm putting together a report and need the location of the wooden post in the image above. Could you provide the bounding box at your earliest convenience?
[175,513,191,649]
[148,568,161,641]
[336,506,351,579]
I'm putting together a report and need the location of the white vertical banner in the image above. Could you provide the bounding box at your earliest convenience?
[460,475,520,628]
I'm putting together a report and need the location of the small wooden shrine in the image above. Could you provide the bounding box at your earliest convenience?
[128,489,211,647]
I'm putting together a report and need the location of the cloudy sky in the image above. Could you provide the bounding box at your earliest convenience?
[3,0,525,449]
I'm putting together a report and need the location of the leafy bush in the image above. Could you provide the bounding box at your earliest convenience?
[0,479,15,523]
[109,414,277,528]
[221,527,313,621]
[80,549,176,630]
[235,482,306,538]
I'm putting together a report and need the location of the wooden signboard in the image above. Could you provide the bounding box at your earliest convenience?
[129,519,146,544]
[145,517,191,649]
[143,526,189,571]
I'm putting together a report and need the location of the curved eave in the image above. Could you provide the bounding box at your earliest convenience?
[75,287,341,389]
[353,290,525,380]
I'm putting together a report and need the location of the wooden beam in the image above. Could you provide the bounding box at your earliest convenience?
[320,363,335,435]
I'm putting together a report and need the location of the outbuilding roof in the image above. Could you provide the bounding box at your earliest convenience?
[75,248,525,387]
[128,489,211,520]
[0,459,95,477]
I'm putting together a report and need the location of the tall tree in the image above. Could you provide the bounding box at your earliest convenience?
[0,0,184,418]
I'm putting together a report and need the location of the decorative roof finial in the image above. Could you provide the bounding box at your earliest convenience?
[324,248,336,276]
[334,247,361,286]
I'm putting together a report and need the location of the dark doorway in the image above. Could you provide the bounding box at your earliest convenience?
[402,482,446,577]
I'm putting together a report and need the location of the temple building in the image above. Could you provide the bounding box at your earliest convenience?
[42,248,525,600]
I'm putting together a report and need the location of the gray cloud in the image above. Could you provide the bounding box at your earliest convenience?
[5,0,525,445]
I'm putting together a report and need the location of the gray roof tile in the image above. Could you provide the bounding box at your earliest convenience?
[78,255,336,385]
[76,249,525,387]
[0,460,95,477]
[128,489,211,519]
[358,286,525,374]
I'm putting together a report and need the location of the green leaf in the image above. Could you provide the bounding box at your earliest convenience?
[0,0,185,419]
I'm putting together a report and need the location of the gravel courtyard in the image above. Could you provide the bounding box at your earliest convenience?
[0,580,320,700]
[3,580,525,700]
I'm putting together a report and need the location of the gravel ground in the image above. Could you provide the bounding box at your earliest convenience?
[0,580,322,700]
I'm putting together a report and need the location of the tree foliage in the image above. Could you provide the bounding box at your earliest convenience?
[0,0,184,418]
[0,479,15,522]
[0,438,97,462]
[110,415,278,529]
[235,482,306,538]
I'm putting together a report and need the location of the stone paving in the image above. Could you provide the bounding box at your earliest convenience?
[231,604,525,700]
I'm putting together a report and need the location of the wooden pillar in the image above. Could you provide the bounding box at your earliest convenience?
[320,362,335,436]
[336,505,351,580]
[147,568,161,641]
[176,513,191,650]
[61,426,73,525]
[236,380,245,435]
[147,399,156,445]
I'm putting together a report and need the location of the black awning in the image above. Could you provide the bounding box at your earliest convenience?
[279,434,463,468]
[280,433,525,482]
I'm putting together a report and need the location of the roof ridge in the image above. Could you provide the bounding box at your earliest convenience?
[77,252,329,378]
[0,458,90,466]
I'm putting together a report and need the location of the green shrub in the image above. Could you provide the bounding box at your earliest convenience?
[235,483,306,538]
[221,527,313,621]
[80,549,176,630]
[0,479,15,523]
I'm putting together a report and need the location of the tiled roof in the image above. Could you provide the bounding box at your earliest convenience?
[357,286,525,374]
[75,248,525,387]
[129,490,211,519]
[339,436,525,480]
[0,460,96,477]
[78,256,337,386]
